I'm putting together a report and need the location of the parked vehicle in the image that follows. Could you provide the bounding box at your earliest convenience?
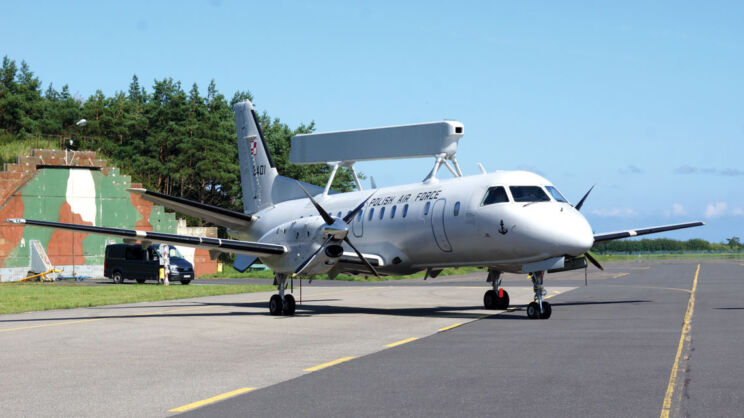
[104,243,194,284]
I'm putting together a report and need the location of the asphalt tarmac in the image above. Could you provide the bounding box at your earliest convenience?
[1,260,741,417]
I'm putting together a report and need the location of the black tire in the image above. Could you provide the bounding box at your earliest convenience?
[269,294,283,316]
[180,280,191,285]
[483,290,496,309]
[540,301,552,319]
[136,279,145,284]
[496,289,510,309]
[282,294,296,316]
[112,271,124,284]
[526,302,540,319]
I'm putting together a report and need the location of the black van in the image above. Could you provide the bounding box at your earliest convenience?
[104,244,195,284]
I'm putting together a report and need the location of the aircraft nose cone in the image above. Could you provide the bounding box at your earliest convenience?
[561,211,594,255]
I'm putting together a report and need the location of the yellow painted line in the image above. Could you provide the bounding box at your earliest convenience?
[438,323,463,332]
[507,307,517,311]
[385,337,419,347]
[0,318,105,333]
[169,387,255,412]
[304,356,356,372]
[613,272,629,279]
[660,264,700,418]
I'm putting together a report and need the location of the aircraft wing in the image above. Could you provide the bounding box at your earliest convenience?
[128,188,254,231]
[593,221,705,243]
[5,218,286,257]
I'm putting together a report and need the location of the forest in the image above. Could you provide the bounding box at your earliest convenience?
[0,56,355,218]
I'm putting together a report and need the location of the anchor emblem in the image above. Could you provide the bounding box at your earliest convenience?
[498,220,508,235]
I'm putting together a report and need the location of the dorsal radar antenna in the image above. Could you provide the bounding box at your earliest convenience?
[290,121,465,190]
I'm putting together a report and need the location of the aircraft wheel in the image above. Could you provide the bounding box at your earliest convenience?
[526,302,541,319]
[496,289,510,309]
[540,301,552,319]
[269,294,283,316]
[283,294,296,316]
[483,290,497,309]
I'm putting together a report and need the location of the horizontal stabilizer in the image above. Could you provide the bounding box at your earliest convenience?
[593,221,705,243]
[128,188,254,231]
[233,254,259,273]
[6,218,286,257]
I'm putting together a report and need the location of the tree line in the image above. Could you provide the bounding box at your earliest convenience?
[0,56,356,218]
[592,237,741,254]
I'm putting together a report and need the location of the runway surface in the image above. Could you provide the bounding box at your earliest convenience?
[1,260,742,417]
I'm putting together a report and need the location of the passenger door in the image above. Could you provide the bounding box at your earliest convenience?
[431,199,453,252]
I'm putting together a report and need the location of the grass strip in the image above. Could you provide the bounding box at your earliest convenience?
[0,283,274,315]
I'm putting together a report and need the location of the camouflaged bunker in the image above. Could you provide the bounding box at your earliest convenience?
[0,149,217,281]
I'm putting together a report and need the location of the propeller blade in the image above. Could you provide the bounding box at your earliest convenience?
[343,236,379,278]
[584,251,604,271]
[293,236,332,277]
[342,191,377,224]
[574,185,595,211]
[297,182,335,225]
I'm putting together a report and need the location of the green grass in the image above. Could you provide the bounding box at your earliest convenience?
[202,264,486,282]
[595,252,744,261]
[0,282,274,315]
[0,135,62,165]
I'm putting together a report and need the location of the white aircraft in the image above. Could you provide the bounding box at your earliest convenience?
[6,100,704,319]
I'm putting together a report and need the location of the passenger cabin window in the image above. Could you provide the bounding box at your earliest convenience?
[379,207,385,219]
[391,205,397,219]
[368,208,375,221]
[454,201,461,216]
[545,186,568,203]
[482,186,509,206]
[424,201,431,215]
[510,186,550,202]
[403,204,409,218]
[357,210,363,222]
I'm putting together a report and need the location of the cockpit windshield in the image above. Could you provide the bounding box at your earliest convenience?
[509,186,551,203]
[545,186,568,203]
[482,186,509,206]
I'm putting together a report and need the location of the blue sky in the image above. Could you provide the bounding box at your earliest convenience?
[2,1,742,241]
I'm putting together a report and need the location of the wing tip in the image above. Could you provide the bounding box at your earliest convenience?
[5,218,26,224]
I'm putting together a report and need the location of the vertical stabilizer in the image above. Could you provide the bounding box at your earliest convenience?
[234,100,279,213]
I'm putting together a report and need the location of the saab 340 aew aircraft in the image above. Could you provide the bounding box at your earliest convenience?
[6,100,704,319]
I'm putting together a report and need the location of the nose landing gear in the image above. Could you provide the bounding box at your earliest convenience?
[484,270,510,310]
[527,271,551,319]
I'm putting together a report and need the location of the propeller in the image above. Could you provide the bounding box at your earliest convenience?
[574,185,603,271]
[574,185,594,211]
[293,183,379,278]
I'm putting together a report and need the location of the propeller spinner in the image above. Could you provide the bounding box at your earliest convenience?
[293,183,379,278]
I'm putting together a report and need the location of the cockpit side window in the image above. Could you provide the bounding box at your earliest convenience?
[482,186,509,206]
[509,186,551,202]
[545,186,568,203]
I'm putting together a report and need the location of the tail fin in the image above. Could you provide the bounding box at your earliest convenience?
[234,100,279,213]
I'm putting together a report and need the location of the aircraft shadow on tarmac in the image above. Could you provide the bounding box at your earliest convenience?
[0,299,652,324]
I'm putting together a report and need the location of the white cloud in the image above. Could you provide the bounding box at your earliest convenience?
[705,202,728,218]
[672,203,686,216]
[591,208,638,218]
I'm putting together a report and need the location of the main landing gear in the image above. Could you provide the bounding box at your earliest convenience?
[526,271,551,319]
[484,269,510,310]
[268,273,296,316]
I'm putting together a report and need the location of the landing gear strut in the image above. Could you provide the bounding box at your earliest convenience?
[527,271,551,319]
[484,269,509,310]
[269,273,296,316]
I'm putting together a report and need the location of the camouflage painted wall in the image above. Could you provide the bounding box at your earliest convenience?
[0,150,217,281]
